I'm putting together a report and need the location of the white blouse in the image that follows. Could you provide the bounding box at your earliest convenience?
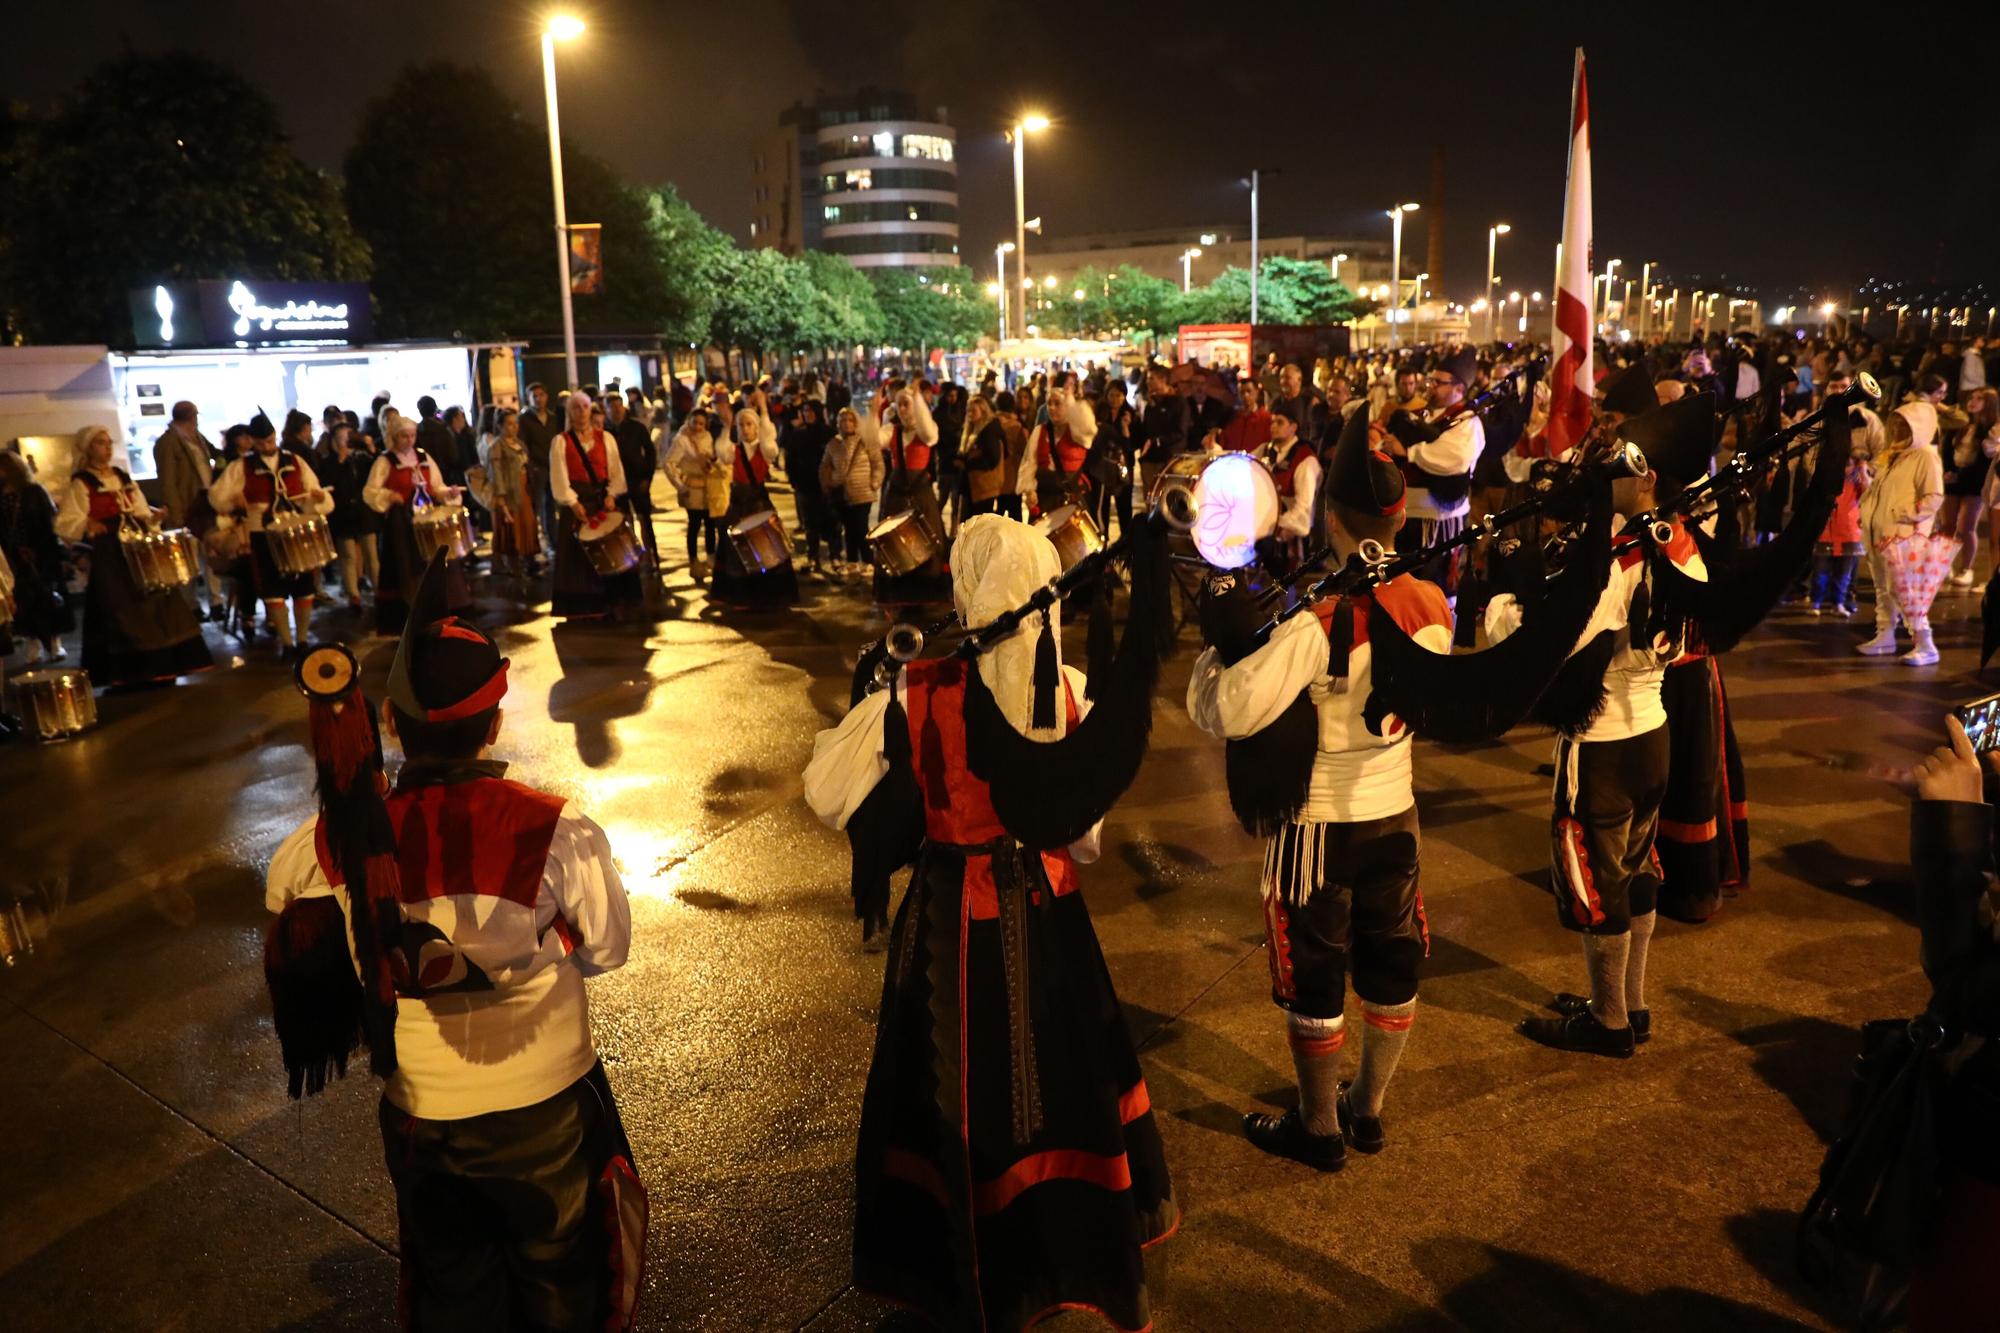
[208,451,333,532]
[548,429,629,507]
[364,451,453,514]
[54,466,151,541]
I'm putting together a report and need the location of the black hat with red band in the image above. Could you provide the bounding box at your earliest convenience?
[1331,398,1407,517]
[387,552,509,722]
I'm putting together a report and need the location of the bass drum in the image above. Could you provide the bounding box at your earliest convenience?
[728,511,792,574]
[119,527,200,595]
[1033,504,1106,572]
[265,511,336,577]
[13,668,97,741]
[578,510,641,577]
[413,504,476,563]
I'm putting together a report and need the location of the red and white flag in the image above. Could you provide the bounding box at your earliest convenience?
[1545,48,1594,459]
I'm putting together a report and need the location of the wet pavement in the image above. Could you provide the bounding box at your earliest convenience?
[0,493,1972,1331]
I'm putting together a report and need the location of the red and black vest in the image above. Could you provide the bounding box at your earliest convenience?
[242,451,309,509]
[1270,440,1315,499]
[77,467,134,524]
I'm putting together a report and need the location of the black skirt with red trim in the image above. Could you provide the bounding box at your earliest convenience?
[855,841,1176,1332]
[1656,655,1750,924]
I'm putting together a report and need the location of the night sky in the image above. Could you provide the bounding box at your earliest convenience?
[7,0,1996,303]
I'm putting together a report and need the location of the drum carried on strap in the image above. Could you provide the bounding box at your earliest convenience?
[728,511,792,574]
[265,510,336,578]
[578,510,641,577]
[1033,504,1106,572]
[413,503,476,563]
[867,510,939,576]
[119,526,200,594]
[12,668,96,741]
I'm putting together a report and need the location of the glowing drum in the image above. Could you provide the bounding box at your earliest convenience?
[728,511,793,574]
[1034,505,1106,572]
[119,527,200,594]
[1187,451,1281,570]
[578,510,641,577]
[413,504,476,563]
[265,510,336,578]
[867,510,938,576]
[13,668,96,741]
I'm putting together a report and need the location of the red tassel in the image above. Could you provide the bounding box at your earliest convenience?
[309,698,377,793]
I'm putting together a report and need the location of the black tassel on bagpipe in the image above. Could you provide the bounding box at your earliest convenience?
[1364,470,1617,743]
[844,683,926,941]
[964,519,1175,851]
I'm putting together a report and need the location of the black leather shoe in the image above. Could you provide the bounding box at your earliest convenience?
[1519,1009,1636,1058]
[1549,992,1650,1043]
[1242,1108,1346,1172]
[1335,1082,1384,1154]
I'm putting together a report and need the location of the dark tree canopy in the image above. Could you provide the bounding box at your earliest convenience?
[0,51,368,346]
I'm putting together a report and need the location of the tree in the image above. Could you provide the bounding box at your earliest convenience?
[1103,265,1181,340]
[710,247,815,357]
[0,52,368,346]
[345,62,677,342]
[1174,258,1365,329]
[798,251,884,351]
[867,267,992,351]
[639,183,735,347]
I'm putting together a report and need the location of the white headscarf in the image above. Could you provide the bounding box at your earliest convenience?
[951,515,1066,740]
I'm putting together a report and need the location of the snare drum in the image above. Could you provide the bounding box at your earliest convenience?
[868,510,939,575]
[413,504,476,563]
[1034,504,1106,572]
[119,527,200,594]
[265,510,336,577]
[577,510,641,577]
[13,668,97,741]
[728,511,792,573]
[1148,452,1211,508]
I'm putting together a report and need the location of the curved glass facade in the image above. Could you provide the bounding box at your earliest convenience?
[819,166,957,195]
[823,200,958,225]
[823,232,961,257]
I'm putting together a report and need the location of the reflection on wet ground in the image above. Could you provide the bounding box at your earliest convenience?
[0,498,1963,1328]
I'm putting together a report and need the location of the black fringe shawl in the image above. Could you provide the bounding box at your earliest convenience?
[1365,471,1616,743]
[1224,689,1320,836]
[1657,401,1850,655]
[844,694,925,940]
[962,520,1176,851]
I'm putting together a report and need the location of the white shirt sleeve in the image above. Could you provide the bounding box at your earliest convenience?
[292,456,335,516]
[1185,611,1330,739]
[1017,426,1040,495]
[1060,663,1104,863]
[1408,414,1483,478]
[907,393,940,446]
[549,436,575,506]
[209,459,246,516]
[803,686,897,830]
[542,805,630,976]
[1277,455,1319,538]
[265,818,336,914]
[363,456,397,513]
[54,478,91,541]
[1484,592,1525,645]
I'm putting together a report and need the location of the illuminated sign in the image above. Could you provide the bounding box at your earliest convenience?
[129,280,372,349]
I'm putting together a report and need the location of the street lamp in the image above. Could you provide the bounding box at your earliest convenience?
[1484,223,1510,344]
[1330,252,1349,283]
[1387,202,1420,349]
[1602,258,1622,326]
[1180,246,1203,293]
[1009,114,1050,339]
[995,241,1015,343]
[1414,271,1430,345]
[540,13,586,389]
[1637,261,1656,338]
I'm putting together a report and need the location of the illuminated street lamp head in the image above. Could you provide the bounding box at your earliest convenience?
[1401,202,1420,212]
[1021,114,1051,133]
[985,282,1001,296]
[1821,301,1837,316]
[1493,223,1511,235]
[1334,252,1349,262]
[1073,289,1085,301]
[998,241,1016,254]
[1043,275,1057,289]
[547,14,585,39]
[1188,246,1203,258]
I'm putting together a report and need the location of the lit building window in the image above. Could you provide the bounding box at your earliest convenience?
[844,169,872,191]
[900,134,953,161]
[872,130,895,157]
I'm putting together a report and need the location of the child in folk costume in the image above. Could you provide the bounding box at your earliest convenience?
[1188,408,1451,1170]
[365,416,467,636]
[804,516,1177,1331]
[264,554,643,1330]
[709,391,797,607]
[54,424,214,686]
[549,390,642,621]
[208,413,334,661]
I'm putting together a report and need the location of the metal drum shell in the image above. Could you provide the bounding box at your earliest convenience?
[119,527,200,595]
[413,504,477,563]
[867,510,938,576]
[1034,504,1107,572]
[578,511,641,577]
[13,668,96,741]
[729,511,793,574]
[265,511,336,578]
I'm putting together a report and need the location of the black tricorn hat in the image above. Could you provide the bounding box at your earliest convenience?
[1598,362,1657,418]
[1328,401,1406,516]
[386,553,509,722]
[1622,390,1716,489]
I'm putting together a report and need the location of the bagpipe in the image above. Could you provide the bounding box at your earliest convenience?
[1374,356,1546,446]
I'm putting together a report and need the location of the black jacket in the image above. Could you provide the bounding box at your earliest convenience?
[782,420,834,494]
[611,416,655,486]
[1138,393,1191,458]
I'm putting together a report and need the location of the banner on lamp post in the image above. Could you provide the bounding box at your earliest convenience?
[568,223,603,295]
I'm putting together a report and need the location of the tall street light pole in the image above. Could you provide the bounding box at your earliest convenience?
[1247,169,1262,325]
[1601,257,1622,328]
[1485,222,1510,344]
[540,14,586,390]
[1010,114,1049,341]
[1180,247,1202,293]
[1388,202,1419,351]
[995,241,1015,344]
[1637,261,1655,339]
[1330,252,1348,283]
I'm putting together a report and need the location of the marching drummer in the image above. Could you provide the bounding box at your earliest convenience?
[549,390,642,622]
[209,413,334,663]
[365,416,467,636]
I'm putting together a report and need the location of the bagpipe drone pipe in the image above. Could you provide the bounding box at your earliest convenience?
[1198,447,1635,836]
[837,490,1189,936]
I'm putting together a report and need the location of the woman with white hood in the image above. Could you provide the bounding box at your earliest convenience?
[804,515,1177,1332]
[865,379,948,604]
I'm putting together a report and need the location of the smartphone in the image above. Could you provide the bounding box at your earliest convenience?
[1955,692,2000,753]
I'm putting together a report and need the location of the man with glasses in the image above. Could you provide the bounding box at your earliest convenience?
[1374,346,1484,596]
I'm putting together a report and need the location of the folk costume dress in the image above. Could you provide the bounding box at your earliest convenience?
[365,447,467,635]
[548,427,640,620]
[709,410,798,607]
[868,392,951,606]
[263,557,645,1330]
[53,464,212,686]
[208,448,334,602]
[805,517,1176,1332]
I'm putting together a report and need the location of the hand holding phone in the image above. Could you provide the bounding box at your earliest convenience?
[1953,693,2000,755]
